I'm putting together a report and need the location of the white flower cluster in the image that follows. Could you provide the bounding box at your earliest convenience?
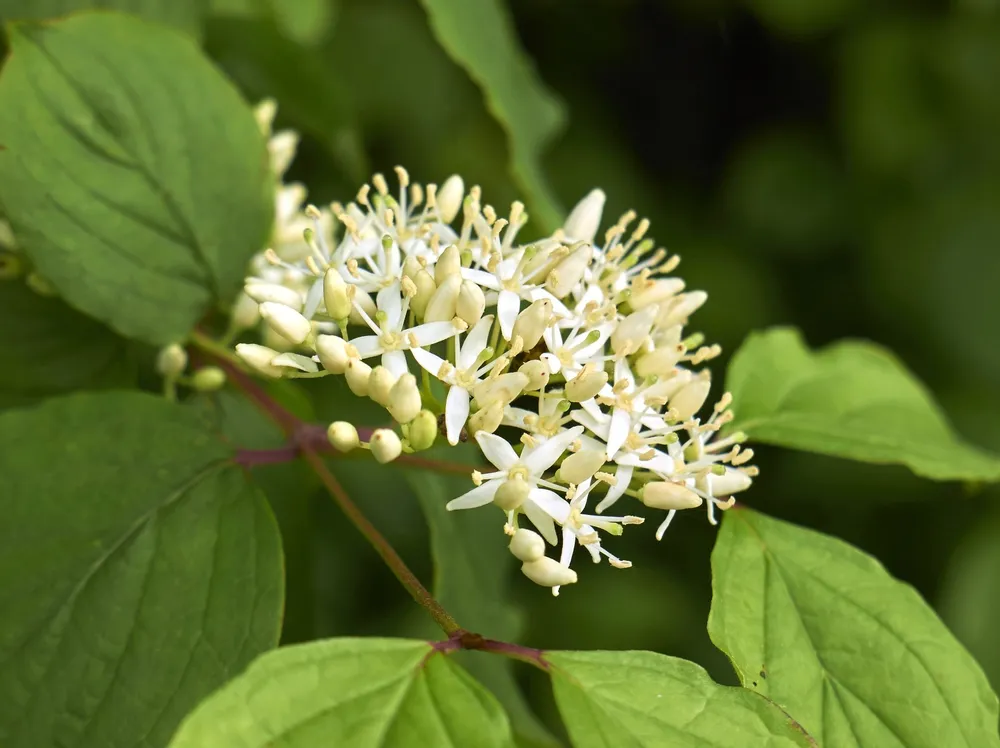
[235,102,756,595]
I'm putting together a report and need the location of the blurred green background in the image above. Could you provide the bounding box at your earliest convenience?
[169,0,1000,737]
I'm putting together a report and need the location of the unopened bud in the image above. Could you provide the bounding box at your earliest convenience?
[563,188,605,243]
[408,410,438,451]
[315,335,352,374]
[495,477,531,512]
[473,372,529,408]
[387,373,422,424]
[635,346,683,379]
[231,291,261,330]
[557,449,606,484]
[411,270,437,318]
[467,402,504,435]
[658,291,708,328]
[521,556,578,590]
[369,429,402,463]
[711,468,753,497]
[259,302,311,345]
[344,357,373,396]
[641,481,703,510]
[191,366,226,392]
[245,282,304,310]
[368,365,397,406]
[235,343,284,377]
[511,298,552,349]
[456,280,486,326]
[509,528,545,562]
[327,421,359,452]
[424,274,461,323]
[670,373,712,421]
[436,175,464,223]
[323,269,352,320]
[565,364,609,402]
[546,243,592,298]
[630,278,685,310]
[610,305,658,355]
[435,245,462,285]
[156,343,187,378]
[348,289,377,326]
[518,360,550,391]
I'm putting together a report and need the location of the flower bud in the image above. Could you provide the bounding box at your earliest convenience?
[711,468,752,497]
[629,277,685,310]
[610,304,658,355]
[562,188,605,244]
[327,421,359,452]
[473,372,529,408]
[156,343,187,378]
[647,369,693,405]
[369,429,402,464]
[467,402,504,435]
[635,346,684,379]
[230,291,261,330]
[315,335,352,374]
[348,289,377,326]
[509,528,545,562]
[259,302,311,345]
[456,280,486,326]
[670,373,712,421]
[435,244,462,285]
[408,410,438,451]
[344,357,373,397]
[640,481,703,510]
[402,255,422,282]
[368,365,397,406]
[323,268,353,320]
[658,290,708,328]
[410,270,437,318]
[423,274,461,323]
[511,298,552,349]
[557,449,606,485]
[520,556,578,590]
[494,477,531,512]
[387,373,422,424]
[518,360,550,391]
[565,364,609,402]
[436,175,464,223]
[245,282,304,310]
[546,243,592,298]
[235,343,284,377]
[191,366,226,392]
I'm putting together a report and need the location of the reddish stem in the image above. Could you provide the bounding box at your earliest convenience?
[432,631,550,671]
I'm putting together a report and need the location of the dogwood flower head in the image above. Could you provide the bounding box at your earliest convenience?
[230,156,758,593]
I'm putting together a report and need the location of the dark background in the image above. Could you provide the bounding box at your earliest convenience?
[205,0,1000,736]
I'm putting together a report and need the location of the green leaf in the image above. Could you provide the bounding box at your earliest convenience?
[547,650,816,747]
[709,508,1000,748]
[417,0,565,231]
[0,391,284,748]
[169,637,515,747]
[0,0,204,37]
[406,466,559,747]
[725,327,1000,481]
[0,13,273,346]
[0,278,134,408]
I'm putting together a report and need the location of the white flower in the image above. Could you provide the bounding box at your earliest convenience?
[447,427,584,543]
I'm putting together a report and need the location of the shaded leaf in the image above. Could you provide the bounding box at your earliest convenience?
[0,0,204,37]
[725,327,1000,481]
[709,508,1000,748]
[169,637,515,747]
[0,13,272,345]
[0,391,284,748]
[417,0,565,231]
[547,649,815,747]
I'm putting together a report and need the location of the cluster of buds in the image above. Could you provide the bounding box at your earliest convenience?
[233,102,756,595]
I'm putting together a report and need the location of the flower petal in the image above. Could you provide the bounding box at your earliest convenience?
[377,282,403,329]
[522,425,584,474]
[497,289,520,340]
[559,526,576,568]
[447,480,501,510]
[458,315,495,370]
[571,408,608,440]
[596,464,632,513]
[410,346,449,380]
[303,278,325,319]
[475,432,520,470]
[350,335,384,359]
[445,386,470,446]
[523,500,558,545]
[606,407,631,459]
[409,320,459,348]
[382,350,409,378]
[461,267,501,290]
[529,487,572,524]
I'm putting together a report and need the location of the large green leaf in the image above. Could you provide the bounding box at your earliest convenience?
[547,650,816,747]
[169,637,515,747]
[0,13,272,345]
[0,278,133,408]
[417,0,565,231]
[725,327,1000,481]
[0,391,284,748]
[407,467,559,747]
[709,508,1000,748]
[0,0,204,37]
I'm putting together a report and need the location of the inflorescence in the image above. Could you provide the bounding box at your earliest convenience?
[233,101,757,594]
